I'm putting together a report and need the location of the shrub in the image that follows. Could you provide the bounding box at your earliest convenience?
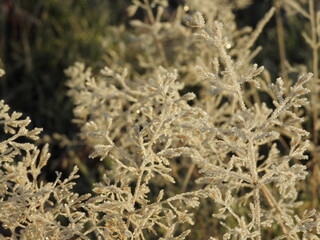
[1,0,320,239]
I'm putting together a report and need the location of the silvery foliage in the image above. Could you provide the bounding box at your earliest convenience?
[1,0,320,239]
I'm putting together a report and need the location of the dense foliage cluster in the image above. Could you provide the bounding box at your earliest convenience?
[0,0,320,239]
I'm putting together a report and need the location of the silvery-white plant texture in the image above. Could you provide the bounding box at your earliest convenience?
[1,0,320,239]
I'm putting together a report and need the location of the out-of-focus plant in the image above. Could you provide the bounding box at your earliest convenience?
[0,0,124,135]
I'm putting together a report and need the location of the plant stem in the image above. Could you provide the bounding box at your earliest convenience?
[248,138,261,240]
[144,0,155,24]
[309,0,319,147]
[181,163,195,193]
[309,0,319,209]
[274,0,287,80]
[261,185,300,240]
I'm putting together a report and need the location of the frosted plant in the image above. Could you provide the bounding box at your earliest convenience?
[69,0,276,158]
[274,0,320,209]
[1,66,210,238]
[65,1,320,239]
[65,63,221,238]
[101,0,268,89]
[0,70,91,239]
[65,13,320,237]
[1,0,320,239]
[186,12,320,240]
[81,69,214,239]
